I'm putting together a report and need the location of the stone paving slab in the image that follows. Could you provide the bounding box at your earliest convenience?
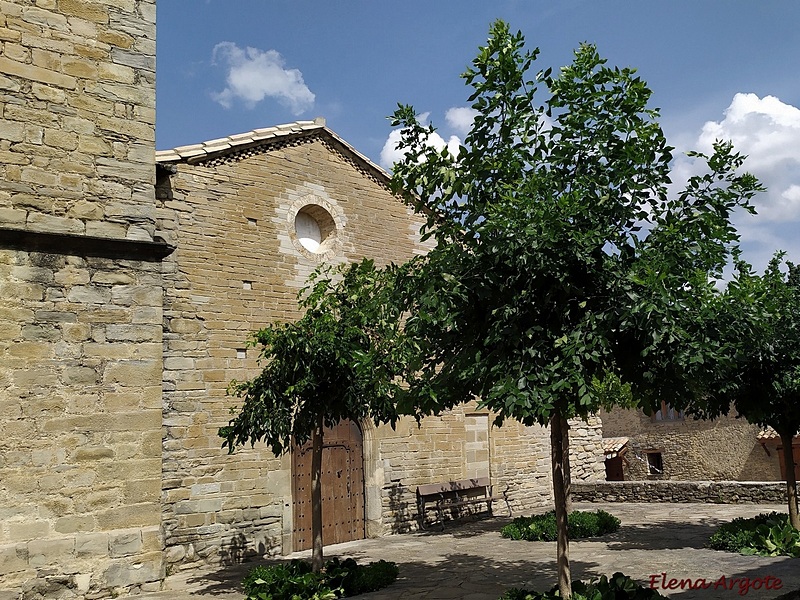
[147,503,800,600]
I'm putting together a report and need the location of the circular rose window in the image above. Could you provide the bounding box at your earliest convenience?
[295,211,322,252]
[293,204,337,256]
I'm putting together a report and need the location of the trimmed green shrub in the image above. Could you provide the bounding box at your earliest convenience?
[324,558,399,596]
[708,512,776,553]
[501,510,620,542]
[500,572,663,600]
[242,558,399,600]
[709,512,800,557]
[243,560,337,600]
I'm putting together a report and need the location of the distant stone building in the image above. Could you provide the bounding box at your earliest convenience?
[599,406,783,482]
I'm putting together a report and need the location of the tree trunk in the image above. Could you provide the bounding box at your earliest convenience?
[551,413,572,600]
[562,416,572,515]
[311,415,324,572]
[779,430,800,530]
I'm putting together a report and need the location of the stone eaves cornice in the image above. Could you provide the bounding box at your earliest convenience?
[155,118,391,187]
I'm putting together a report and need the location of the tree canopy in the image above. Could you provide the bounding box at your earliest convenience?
[219,259,407,570]
[701,256,800,528]
[389,20,762,598]
[220,259,405,453]
[391,23,760,426]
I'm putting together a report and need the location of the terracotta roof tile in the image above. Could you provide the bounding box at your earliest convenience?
[757,427,800,442]
[155,118,389,184]
[602,437,629,457]
[757,427,779,441]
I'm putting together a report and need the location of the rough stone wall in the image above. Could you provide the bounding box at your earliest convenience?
[599,407,781,481]
[573,481,787,504]
[155,138,433,568]
[491,420,553,514]
[155,139,554,566]
[0,252,164,597]
[378,411,475,533]
[569,415,605,482]
[0,1,162,597]
[378,407,553,533]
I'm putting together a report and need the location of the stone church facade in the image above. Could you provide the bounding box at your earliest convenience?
[5,0,785,597]
[1,2,605,597]
[153,121,583,568]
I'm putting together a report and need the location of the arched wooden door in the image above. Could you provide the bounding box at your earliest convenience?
[292,419,365,551]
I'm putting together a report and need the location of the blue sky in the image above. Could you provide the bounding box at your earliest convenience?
[156,1,800,271]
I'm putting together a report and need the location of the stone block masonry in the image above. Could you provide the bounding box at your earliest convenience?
[1,0,164,597]
[569,415,605,482]
[155,134,565,568]
[1,0,601,592]
[573,481,787,504]
[0,0,158,243]
[0,249,164,597]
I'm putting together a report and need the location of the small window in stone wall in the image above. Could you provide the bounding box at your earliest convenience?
[295,211,322,252]
[646,451,663,475]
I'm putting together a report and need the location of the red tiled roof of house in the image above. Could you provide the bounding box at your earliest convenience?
[602,437,629,457]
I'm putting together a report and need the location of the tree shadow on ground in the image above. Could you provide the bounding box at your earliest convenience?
[601,517,727,551]
[172,511,800,600]
[175,546,800,600]
[647,557,799,600]
[440,513,722,550]
[180,552,603,599]
[430,514,514,538]
[182,563,251,597]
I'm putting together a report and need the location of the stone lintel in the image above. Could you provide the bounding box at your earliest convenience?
[0,227,174,261]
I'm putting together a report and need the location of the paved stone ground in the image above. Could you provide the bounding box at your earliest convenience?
[147,503,800,600]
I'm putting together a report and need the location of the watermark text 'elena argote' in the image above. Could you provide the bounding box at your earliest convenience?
[648,573,783,596]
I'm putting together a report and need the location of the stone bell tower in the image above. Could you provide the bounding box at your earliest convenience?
[0,0,169,596]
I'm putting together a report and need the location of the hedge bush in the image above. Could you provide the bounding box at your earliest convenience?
[501,510,620,541]
[709,512,800,557]
[500,572,663,600]
[242,557,398,600]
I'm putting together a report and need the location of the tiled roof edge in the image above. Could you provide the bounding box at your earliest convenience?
[155,118,391,183]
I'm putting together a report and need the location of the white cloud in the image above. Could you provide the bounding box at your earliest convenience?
[380,123,461,170]
[445,107,478,137]
[694,93,800,221]
[380,105,557,171]
[379,130,405,170]
[211,42,314,115]
[671,93,800,270]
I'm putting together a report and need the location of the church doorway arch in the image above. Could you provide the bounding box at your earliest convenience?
[291,419,365,551]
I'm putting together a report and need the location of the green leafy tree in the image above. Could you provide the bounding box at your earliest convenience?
[219,259,406,572]
[389,21,760,599]
[703,256,800,529]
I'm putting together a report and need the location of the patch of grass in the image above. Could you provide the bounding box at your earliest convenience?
[501,509,620,542]
[709,512,800,557]
[500,572,663,600]
[242,558,398,600]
